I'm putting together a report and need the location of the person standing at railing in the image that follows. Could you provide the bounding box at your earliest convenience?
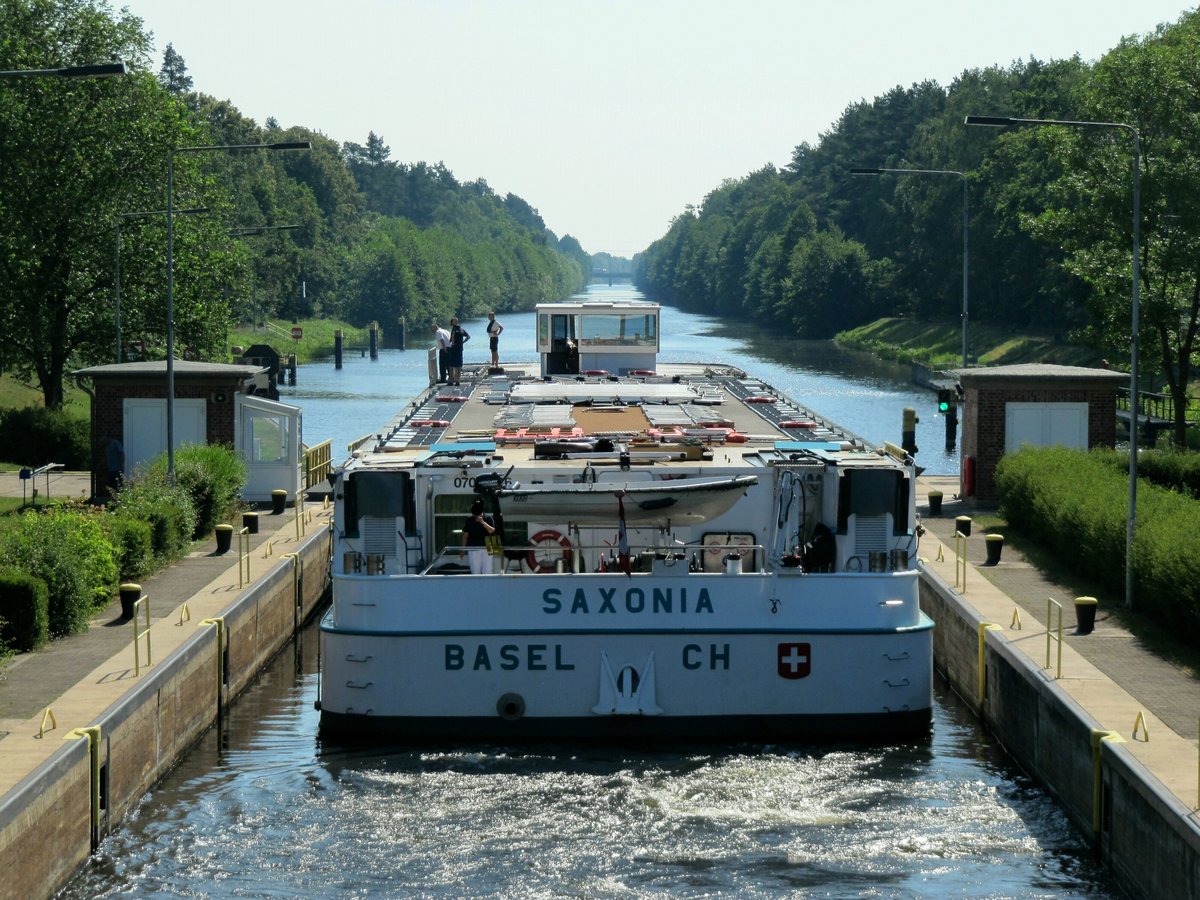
[462,500,496,574]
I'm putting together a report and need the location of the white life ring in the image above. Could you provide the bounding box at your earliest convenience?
[527,529,573,573]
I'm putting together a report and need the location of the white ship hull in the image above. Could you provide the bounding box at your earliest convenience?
[318,299,935,744]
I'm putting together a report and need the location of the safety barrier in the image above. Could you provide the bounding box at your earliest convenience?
[131,594,152,676]
[303,439,333,489]
[238,526,251,587]
[1045,597,1063,679]
[954,531,968,592]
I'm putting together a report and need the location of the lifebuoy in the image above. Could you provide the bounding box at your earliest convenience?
[410,419,450,428]
[630,369,657,376]
[527,529,573,573]
[583,369,609,376]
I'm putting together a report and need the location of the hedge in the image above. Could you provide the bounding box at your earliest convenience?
[0,566,49,652]
[996,446,1200,638]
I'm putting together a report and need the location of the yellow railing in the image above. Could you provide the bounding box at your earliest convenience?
[1091,728,1125,833]
[954,532,969,593]
[238,526,251,587]
[304,439,333,489]
[977,622,1001,706]
[63,725,102,849]
[132,594,152,676]
[200,617,226,716]
[1045,597,1063,678]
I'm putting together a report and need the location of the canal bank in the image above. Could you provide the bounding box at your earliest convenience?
[0,498,333,900]
[1,475,1198,897]
[917,476,1200,899]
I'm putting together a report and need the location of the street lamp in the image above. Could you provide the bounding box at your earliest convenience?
[115,207,208,363]
[851,166,970,367]
[0,62,127,79]
[165,141,310,479]
[228,224,302,329]
[965,114,1141,611]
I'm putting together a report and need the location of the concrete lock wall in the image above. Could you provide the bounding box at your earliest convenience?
[0,526,331,900]
[920,565,1200,900]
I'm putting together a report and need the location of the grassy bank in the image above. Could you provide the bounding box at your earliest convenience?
[835,318,1104,370]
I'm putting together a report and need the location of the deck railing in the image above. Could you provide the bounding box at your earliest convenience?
[304,439,333,488]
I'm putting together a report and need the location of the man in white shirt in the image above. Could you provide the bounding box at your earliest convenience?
[432,322,451,383]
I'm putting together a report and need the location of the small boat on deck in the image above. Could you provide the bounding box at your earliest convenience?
[318,298,933,743]
[496,474,759,524]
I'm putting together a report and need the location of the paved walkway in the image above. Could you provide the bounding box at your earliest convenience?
[0,497,333,795]
[917,475,1200,809]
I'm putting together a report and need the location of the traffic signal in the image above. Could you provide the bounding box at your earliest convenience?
[937,389,955,413]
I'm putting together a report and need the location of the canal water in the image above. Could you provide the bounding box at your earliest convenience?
[60,286,1119,897]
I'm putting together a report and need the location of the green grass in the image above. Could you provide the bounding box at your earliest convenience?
[836,318,1104,369]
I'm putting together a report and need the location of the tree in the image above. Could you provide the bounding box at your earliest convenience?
[158,42,192,95]
[0,0,208,406]
[1019,11,1200,442]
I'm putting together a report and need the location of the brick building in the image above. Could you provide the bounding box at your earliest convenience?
[73,360,273,499]
[955,364,1128,505]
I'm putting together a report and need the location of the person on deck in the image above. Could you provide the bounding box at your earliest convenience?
[461,500,495,574]
[486,311,504,368]
[432,322,451,383]
[448,317,469,385]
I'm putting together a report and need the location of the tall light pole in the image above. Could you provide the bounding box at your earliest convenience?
[116,207,208,363]
[165,141,310,479]
[965,114,1141,611]
[851,167,970,367]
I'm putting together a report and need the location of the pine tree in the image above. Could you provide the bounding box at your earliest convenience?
[159,43,193,94]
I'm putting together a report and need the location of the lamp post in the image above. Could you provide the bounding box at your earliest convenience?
[165,141,310,479]
[850,166,970,367]
[0,62,127,79]
[965,114,1141,611]
[116,207,209,363]
[227,225,302,330]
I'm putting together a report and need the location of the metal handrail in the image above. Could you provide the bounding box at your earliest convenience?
[132,594,152,675]
[1045,597,1063,678]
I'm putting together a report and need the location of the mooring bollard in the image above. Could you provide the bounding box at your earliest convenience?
[955,515,972,537]
[1075,596,1098,634]
[215,524,233,554]
[927,490,943,516]
[271,489,287,515]
[985,533,1004,565]
[119,582,141,621]
[243,511,260,534]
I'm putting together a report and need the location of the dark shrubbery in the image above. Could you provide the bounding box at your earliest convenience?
[0,509,118,636]
[996,446,1200,638]
[0,566,49,652]
[0,406,89,470]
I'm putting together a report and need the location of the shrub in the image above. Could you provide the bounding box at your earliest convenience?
[996,446,1200,638]
[142,443,247,537]
[103,515,154,581]
[0,566,49,652]
[115,471,197,558]
[0,509,118,636]
[1093,447,1200,500]
[0,405,89,469]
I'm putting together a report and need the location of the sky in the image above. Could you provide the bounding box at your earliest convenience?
[120,0,1195,258]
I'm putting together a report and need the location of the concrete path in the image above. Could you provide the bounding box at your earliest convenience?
[0,499,333,796]
[917,475,1200,810]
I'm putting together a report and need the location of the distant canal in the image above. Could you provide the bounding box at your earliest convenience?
[60,286,1118,896]
[279,284,961,476]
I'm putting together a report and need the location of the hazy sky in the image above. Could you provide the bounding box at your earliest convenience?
[121,0,1193,258]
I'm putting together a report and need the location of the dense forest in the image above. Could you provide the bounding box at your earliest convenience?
[635,8,1200,443]
[0,0,588,407]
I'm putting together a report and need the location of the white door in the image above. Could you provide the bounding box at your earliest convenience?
[122,399,206,476]
[1004,402,1088,453]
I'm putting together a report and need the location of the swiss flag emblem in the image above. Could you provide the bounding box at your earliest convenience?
[777,642,811,679]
